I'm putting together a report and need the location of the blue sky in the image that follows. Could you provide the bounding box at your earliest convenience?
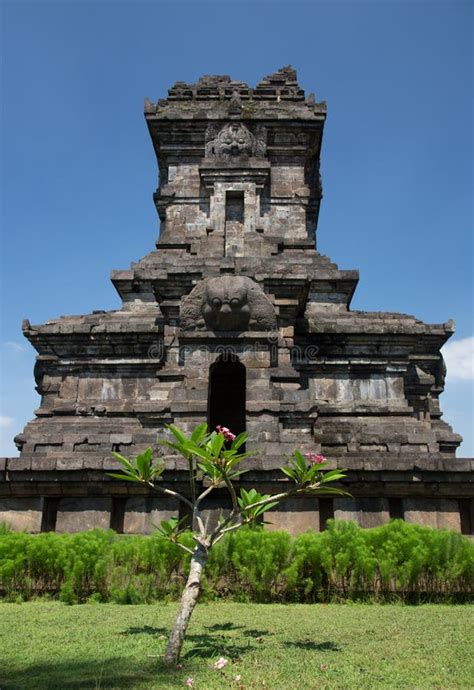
[1,0,473,456]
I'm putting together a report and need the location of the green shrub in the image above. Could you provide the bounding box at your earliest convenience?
[287,520,473,602]
[59,580,78,605]
[206,527,293,601]
[0,522,472,603]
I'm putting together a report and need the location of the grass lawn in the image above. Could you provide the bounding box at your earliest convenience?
[0,602,473,689]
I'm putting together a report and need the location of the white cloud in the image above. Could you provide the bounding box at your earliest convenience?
[0,416,15,428]
[3,341,27,353]
[442,336,474,381]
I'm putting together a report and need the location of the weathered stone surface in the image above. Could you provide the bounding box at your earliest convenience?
[334,497,390,528]
[123,496,179,534]
[1,66,471,534]
[265,497,320,535]
[0,497,43,532]
[403,498,462,531]
[55,497,112,532]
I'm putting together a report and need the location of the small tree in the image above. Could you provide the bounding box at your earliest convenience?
[109,423,348,665]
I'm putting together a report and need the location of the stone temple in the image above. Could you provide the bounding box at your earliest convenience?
[1,66,473,535]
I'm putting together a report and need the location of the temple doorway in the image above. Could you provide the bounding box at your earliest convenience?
[208,355,246,439]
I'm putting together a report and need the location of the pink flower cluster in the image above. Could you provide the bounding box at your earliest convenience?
[216,425,236,442]
[305,452,326,464]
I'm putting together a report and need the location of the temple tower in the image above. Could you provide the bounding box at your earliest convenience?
[1,67,472,535]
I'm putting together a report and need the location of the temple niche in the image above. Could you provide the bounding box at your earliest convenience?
[1,66,472,535]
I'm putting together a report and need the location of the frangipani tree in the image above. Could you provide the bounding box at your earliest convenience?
[109,423,348,665]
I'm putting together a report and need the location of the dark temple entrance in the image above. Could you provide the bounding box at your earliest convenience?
[208,355,246,439]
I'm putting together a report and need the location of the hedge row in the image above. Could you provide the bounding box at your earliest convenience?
[0,520,472,604]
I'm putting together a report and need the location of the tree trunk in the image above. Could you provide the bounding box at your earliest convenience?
[164,542,208,665]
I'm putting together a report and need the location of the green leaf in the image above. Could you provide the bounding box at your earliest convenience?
[221,448,252,459]
[197,462,221,483]
[166,424,187,444]
[254,501,279,516]
[106,473,142,483]
[231,431,247,451]
[226,469,248,480]
[191,423,209,444]
[197,463,215,476]
[157,440,187,458]
[307,461,327,471]
[210,432,225,458]
[280,466,297,480]
[308,486,350,496]
[293,450,307,470]
[154,515,189,541]
[319,471,347,483]
[111,452,134,472]
[135,454,144,477]
[189,447,213,464]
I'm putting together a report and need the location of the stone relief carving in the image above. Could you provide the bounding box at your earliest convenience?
[180,275,276,331]
[205,122,266,159]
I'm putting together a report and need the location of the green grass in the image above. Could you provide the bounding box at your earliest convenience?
[0,602,473,689]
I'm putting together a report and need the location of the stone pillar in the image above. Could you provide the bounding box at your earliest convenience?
[0,497,43,532]
[265,497,319,535]
[334,497,390,527]
[55,497,112,532]
[403,498,461,531]
[123,496,179,534]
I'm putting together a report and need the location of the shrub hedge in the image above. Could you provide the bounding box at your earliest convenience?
[0,520,472,604]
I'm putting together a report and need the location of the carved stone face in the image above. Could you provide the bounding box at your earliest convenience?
[203,276,250,330]
[206,123,254,159]
[205,122,267,159]
[217,123,254,158]
[180,275,277,332]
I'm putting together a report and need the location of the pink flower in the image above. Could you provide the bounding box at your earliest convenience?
[213,656,229,670]
[186,678,194,687]
[305,452,326,464]
[216,425,236,442]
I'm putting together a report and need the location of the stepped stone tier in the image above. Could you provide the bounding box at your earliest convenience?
[1,66,473,535]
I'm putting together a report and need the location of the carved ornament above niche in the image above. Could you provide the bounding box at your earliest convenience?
[180,275,276,331]
[205,122,266,160]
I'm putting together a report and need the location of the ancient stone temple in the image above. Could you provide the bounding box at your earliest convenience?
[1,67,473,535]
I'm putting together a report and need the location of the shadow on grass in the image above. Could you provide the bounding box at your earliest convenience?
[1,627,342,688]
[283,640,343,651]
[182,633,255,660]
[0,657,179,690]
[121,625,169,636]
[204,622,245,632]
[242,629,272,638]
[122,622,272,660]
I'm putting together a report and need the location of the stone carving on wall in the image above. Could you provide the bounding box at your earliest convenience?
[205,122,266,159]
[180,275,276,331]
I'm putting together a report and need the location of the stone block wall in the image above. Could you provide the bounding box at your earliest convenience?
[1,457,473,535]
